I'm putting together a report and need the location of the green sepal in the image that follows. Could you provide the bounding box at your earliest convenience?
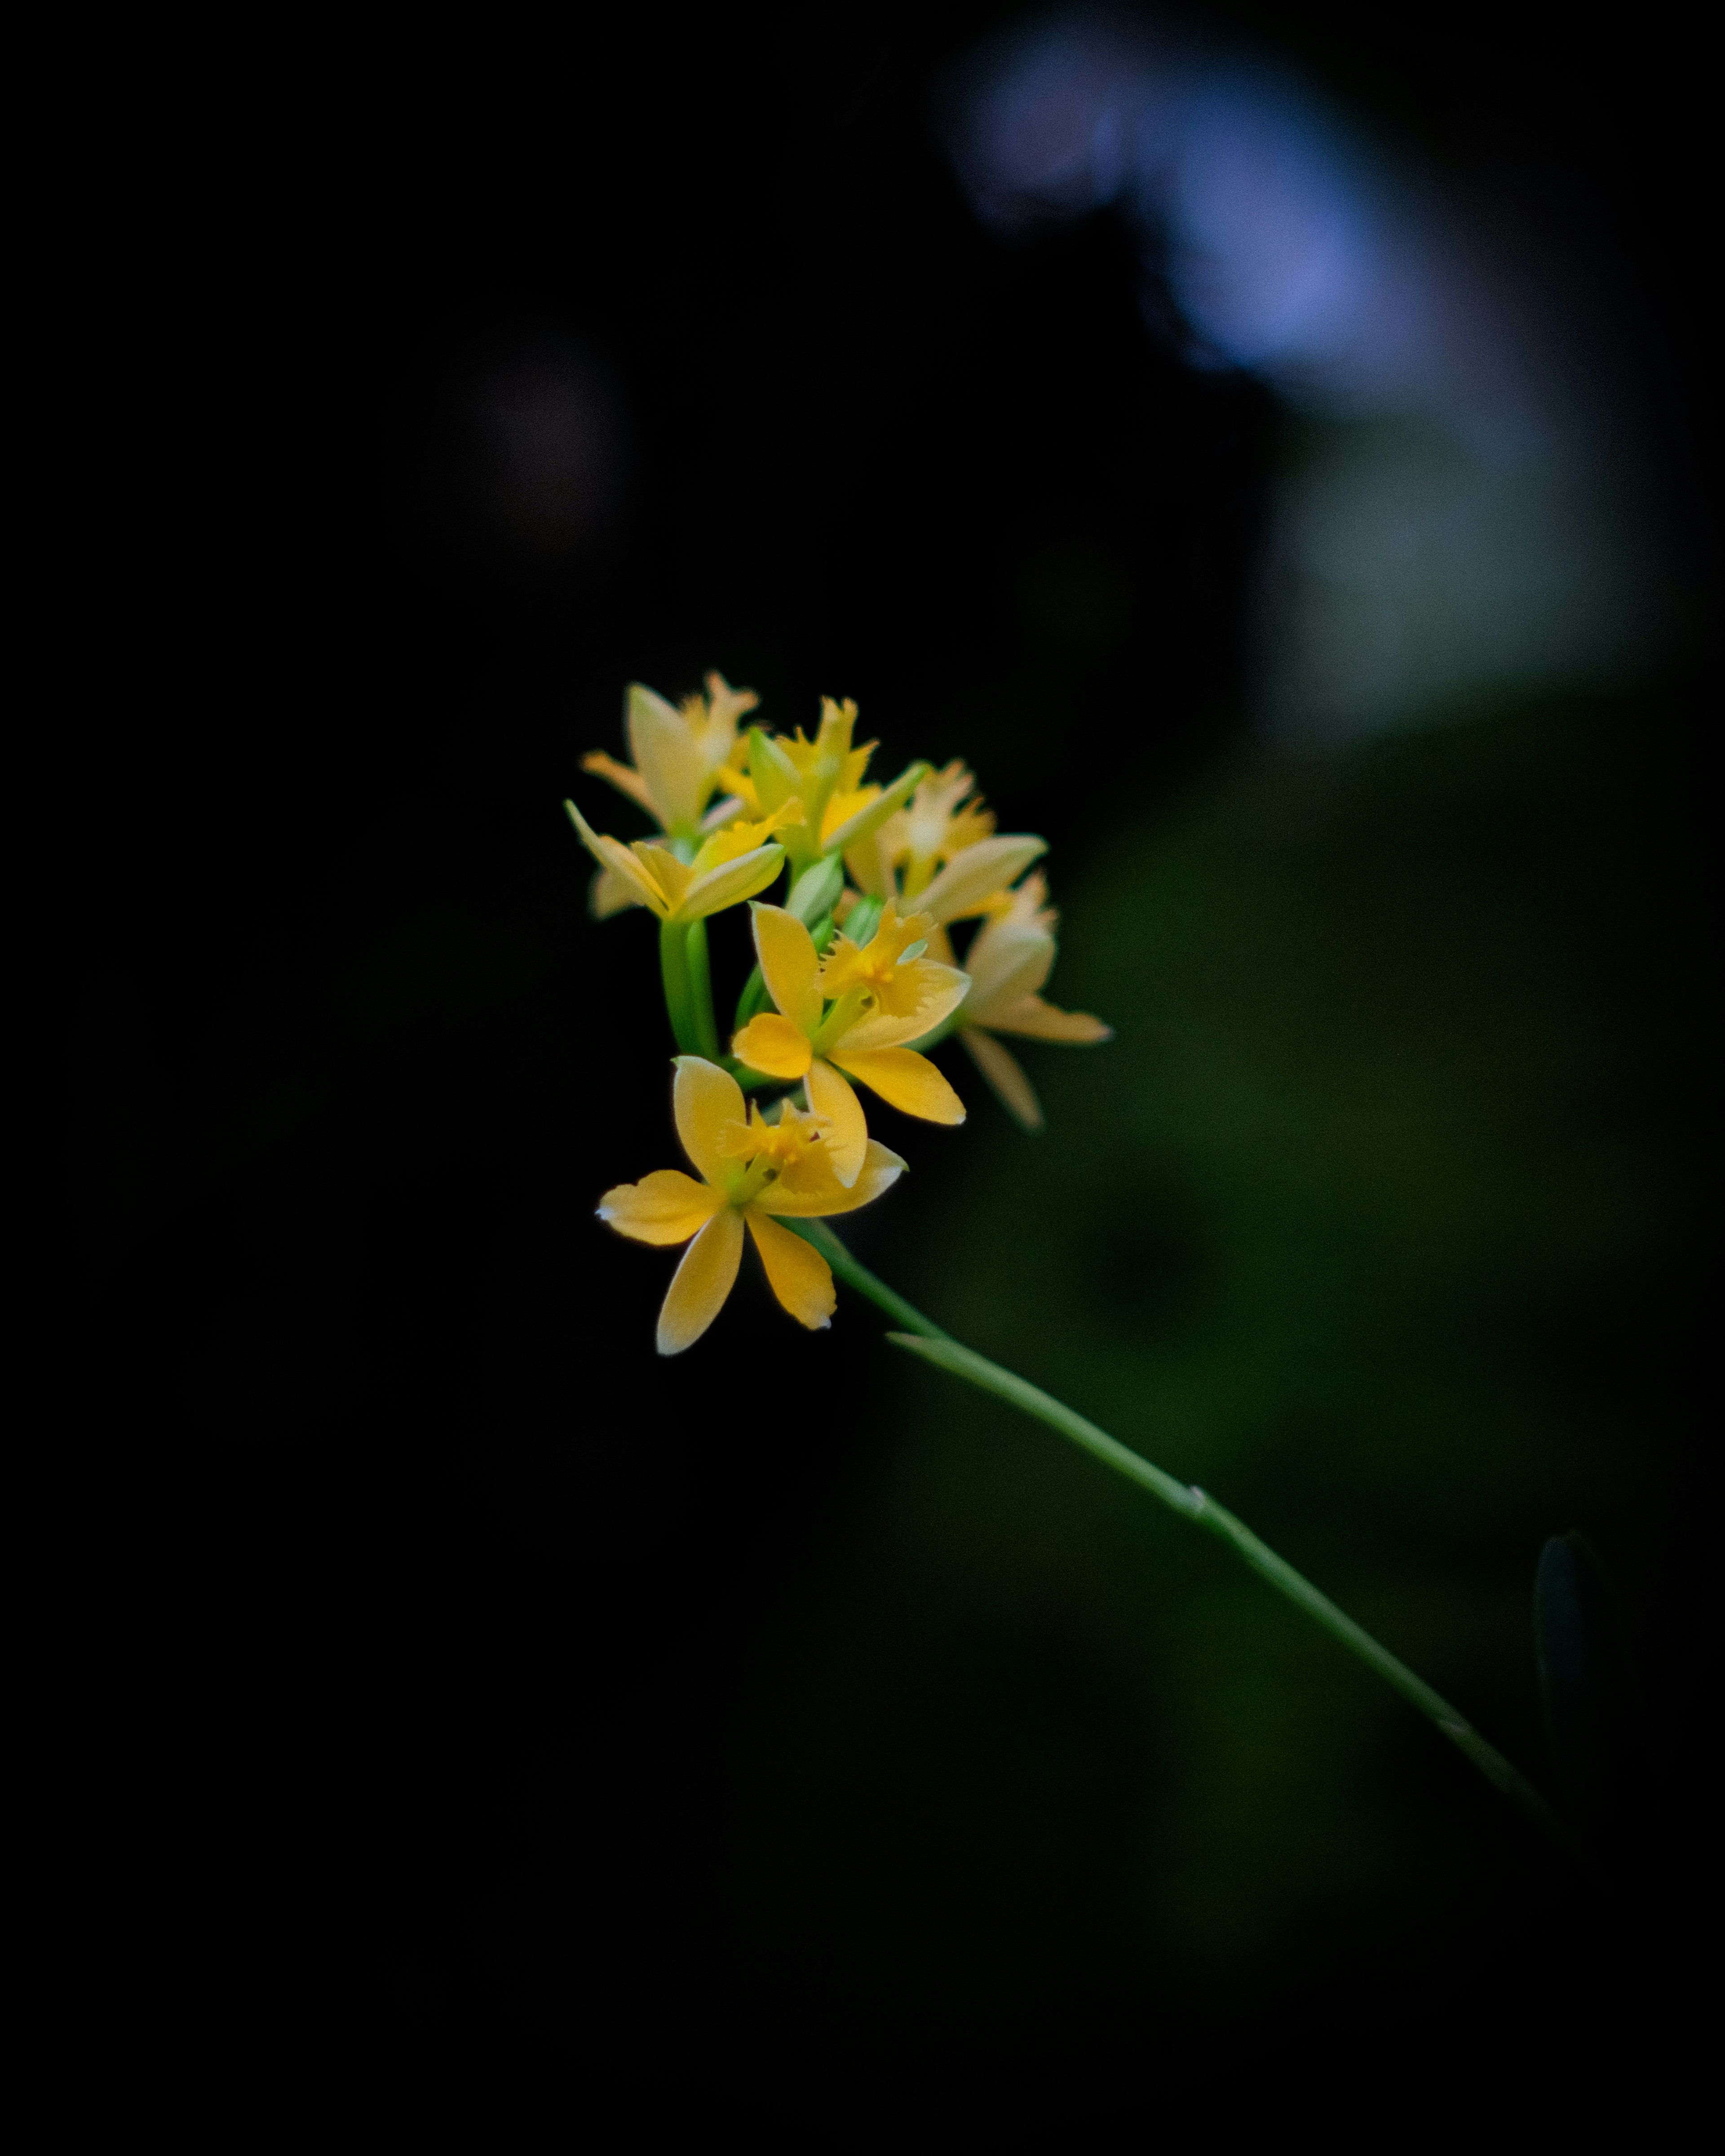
[787,854,845,925]
[841,894,885,949]
[747,727,802,814]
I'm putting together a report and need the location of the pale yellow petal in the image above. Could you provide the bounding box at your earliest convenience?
[961,922,1055,1020]
[750,903,823,1032]
[916,835,1048,923]
[638,844,693,913]
[674,843,787,922]
[804,1057,870,1187]
[627,683,707,833]
[756,1137,908,1216]
[834,960,972,1051]
[656,1205,744,1354]
[731,1014,814,1080]
[565,800,672,916]
[673,1057,747,1183]
[589,863,645,919]
[960,1028,1044,1131]
[744,1209,836,1330]
[827,1046,966,1126]
[987,995,1113,1043]
[597,1168,721,1245]
[843,825,893,899]
[580,751,657,818]
[690,798,804,875]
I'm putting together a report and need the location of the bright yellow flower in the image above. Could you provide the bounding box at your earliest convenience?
[598,1057,906,1354]
[732,697,929,875]
[845,759,1047,923]
[564,798,802,923]
[730,900,970,1185]
[947,873,1112,1131]
[582,673,759,838]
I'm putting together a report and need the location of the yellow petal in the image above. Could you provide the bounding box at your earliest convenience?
[565,801,672,916]
[674,842,786,922]
[827,1046,966,1125]
[804,1057,871,1187]
[597,1168,721,1245]
[833,959,972,1051]
[843,824,894,898]
[959,1028,1043,1131]
[580,750,657,818]
[731,1013,814,1080]
[690,798,805,874]
[673,1056,747,1183]
[656,1205,744,1354]
[960,922,1054,1020]
[744,1209,836,1330]
[915,835,1047,923]
[589,862,646,919]
[627,682,707,833]
[756,1136,908,1216]
[987,995,1113,1043]
[639,844,694,912]
[749,903,823,1033]
[821,760,927,856]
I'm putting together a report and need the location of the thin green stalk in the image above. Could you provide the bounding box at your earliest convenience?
[787,1219,955,1343]
[659,916,700,1054]
[684,919,720,1058]
[787,1218,1579,1860]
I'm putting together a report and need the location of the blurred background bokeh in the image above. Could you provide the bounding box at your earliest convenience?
[88,0,1708,2096]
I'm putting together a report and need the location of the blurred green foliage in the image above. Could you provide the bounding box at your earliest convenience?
[708,691,1700,2049]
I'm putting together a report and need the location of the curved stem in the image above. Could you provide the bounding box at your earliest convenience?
[786,1218,1581,1862]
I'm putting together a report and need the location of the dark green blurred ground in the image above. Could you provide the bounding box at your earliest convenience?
[706,690,1703,2055]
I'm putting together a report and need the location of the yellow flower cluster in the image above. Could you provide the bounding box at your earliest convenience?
[568,673,1110,1352]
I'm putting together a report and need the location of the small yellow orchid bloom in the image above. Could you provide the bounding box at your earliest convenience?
[564,798,801,923]
[731,900,971,1185]
[598,1057,907,1354]
[845,759,1047,923]
[949,874,1112,1131]
[581,673,759,839]
[735,696,930,875]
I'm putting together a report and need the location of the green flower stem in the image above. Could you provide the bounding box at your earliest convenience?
[787,1217,1579,1861]
[684,919,720,1059]
[659,916,701,1054]
[787,1219,955,1342]
[733,963,769,1034]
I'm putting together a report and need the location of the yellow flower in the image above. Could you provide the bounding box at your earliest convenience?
[731,900,970,1185]
[563,798,802,923]
[949,874,1112,1131]
[735,697,929,874]
[598,1057,906,1353]
[582,673,759,838]
[845,759,1047,923]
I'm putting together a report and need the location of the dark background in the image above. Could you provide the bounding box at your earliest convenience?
[87,2,1708,2108]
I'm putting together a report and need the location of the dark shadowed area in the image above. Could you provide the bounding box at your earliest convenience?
[84,1,1708,2112]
